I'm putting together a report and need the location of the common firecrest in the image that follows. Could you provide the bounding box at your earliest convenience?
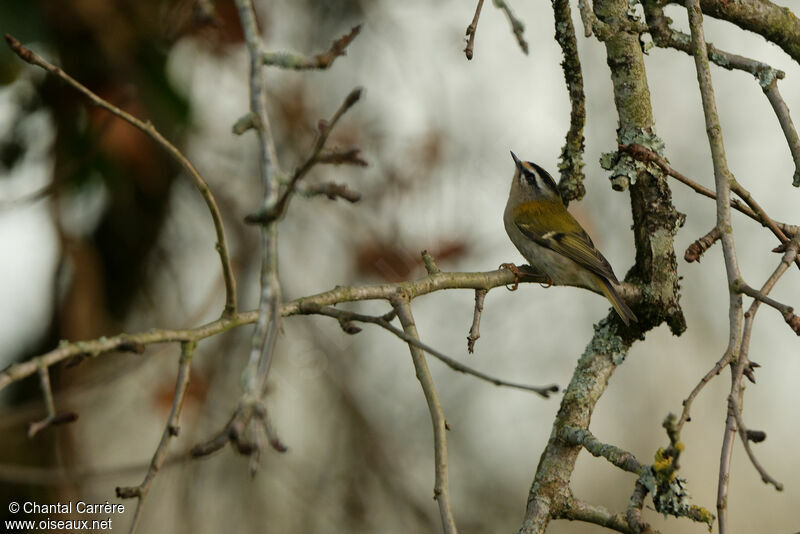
[503,151,637,325]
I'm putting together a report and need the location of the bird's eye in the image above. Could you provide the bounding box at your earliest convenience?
[522,170,540,191]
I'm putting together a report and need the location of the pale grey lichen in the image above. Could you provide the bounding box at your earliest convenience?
[600,126,665,186]
[582,319,628,365]
[756,66,780,88]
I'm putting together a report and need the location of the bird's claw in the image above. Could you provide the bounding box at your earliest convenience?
[499,263,522,291]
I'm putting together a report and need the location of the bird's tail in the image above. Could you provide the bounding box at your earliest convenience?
[598,277,637,326]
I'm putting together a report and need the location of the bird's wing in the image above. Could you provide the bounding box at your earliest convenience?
[514,210,619,284]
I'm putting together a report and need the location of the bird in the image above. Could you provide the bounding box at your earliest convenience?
[503,151,637,325]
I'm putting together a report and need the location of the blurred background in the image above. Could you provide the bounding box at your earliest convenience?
[0,0,798,532]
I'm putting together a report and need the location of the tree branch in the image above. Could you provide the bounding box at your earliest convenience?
[260,25,361,70]
[464,0,485,60]
[300,302,559,397]
[684,1,745,530]
[0,267,548,393]
[552,0,587,202]
[244,88,363,225]
[668,0,800,64]
[115,341,196,534]
[392,296,458,534]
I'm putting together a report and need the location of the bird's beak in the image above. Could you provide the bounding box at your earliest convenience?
[510,151,524,171]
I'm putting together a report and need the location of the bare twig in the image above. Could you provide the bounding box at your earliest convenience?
[684,1,744,531]
[620,143,799,268]
[466,289,487,353]
[493,0,528,55]
[643,0,800,188]
[392,296,458,534]
[301,302,558,397]
[729,396,783,490]
[244,88,363,225]
[674,348,733,434]
[464,0,485,60]
[4,34,238,318]
[27,365,77,438]
[300,182,361,202]
[231,0,285,474]
[763,78,800,187]
[260,25,361,70]
[733,280,794,317]
[191,399,287,459]
[115,341,196,534]
[684,226,721,262]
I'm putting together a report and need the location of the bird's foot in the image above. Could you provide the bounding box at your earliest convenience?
[499,263,522,291]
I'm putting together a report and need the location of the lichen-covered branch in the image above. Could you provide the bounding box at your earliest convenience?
[552,0,587,203]
[558,426,643,474]
[517,0,687,529]
[558,499,633,533]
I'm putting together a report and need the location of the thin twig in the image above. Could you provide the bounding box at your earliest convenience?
[722,241,798,493]
[229,0,287,475]
[684,1,744,531]
[674,348,732,433]
[260,25,361,70]
[301,303,558,397]
[620,143,799,269]
[464,0,485,60]
[115,341,196,534]
[762,78,800,187]
[466,289,487,353]
[643,0,800,188]
[4,34,238,318]
[493,0,529,55]
[27,365,78,437]
[730,396,783,490]
[299,181,361,202]
[733,280,794,316]
[244,88,363,225]
[392,296,458,534]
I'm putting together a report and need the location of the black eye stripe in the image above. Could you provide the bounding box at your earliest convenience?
[522,170,540,190]
[521,161,558,193]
